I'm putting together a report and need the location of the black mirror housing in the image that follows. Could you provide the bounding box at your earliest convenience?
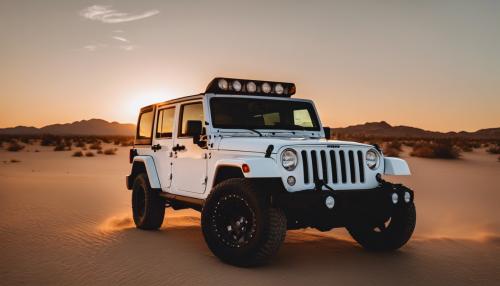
[186,120,203,137]
[323,127,331,139]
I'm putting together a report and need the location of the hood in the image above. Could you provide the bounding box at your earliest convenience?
[217,137,372,154]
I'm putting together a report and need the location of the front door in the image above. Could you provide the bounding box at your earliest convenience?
[152,106,176,191]
[171,101,207,194]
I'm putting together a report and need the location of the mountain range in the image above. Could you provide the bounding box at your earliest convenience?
[0,119,498,139]
[332,121,500,140]
[0,119,135,136]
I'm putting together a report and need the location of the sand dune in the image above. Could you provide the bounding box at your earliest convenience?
[1,145,499,285]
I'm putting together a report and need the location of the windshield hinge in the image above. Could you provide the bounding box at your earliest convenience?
[265,145,274,158]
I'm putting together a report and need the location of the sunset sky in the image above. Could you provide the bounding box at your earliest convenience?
[0,0,499,132]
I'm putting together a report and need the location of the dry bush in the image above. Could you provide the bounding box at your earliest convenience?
[7,141,24,152]
[10,159,21,163]
[85,151,95,157]
[97,150,103,154]
[383,141,402,157]
[411,141,460,159]
[103,148,117,155]
[120,140,134,147]
[89,142,102,150]
[53,144,68,151]
[41,136,58,146]
[486,145,500,155]
[72,151,83,157]
[75,141,86,148]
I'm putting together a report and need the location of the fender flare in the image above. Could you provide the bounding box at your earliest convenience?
[384,157,411,175]
[213,158,281,179]
[129,156,161,189]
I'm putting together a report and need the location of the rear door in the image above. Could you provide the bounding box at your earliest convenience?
[152,106,177,191]
[171,101,208,194]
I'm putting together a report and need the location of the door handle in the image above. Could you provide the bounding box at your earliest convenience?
[151,144,162,152]
[172,144,186,152]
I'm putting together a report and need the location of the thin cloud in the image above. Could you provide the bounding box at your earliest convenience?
[119,45,136,51]
[80,5,159,24]
[112,36,129,43]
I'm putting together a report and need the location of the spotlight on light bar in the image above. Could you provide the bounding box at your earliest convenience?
[206,77,296,97]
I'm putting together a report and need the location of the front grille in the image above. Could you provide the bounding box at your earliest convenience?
[300,148,366,187]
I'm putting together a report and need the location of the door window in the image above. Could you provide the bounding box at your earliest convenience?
[178,102,204,137]
[156,107,176,138]
[135,107,155,145]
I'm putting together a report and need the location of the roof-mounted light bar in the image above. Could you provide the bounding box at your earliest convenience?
[205,77,296,97]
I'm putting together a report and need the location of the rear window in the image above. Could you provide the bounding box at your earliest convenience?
[135,108,154,144]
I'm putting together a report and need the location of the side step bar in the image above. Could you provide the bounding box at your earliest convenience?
[158,191,204,212]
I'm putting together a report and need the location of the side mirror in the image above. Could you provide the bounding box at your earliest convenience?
[323,127,331,139]
[186,120,207,148]
[186,120,202,137]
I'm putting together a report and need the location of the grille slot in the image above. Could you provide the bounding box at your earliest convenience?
[357,150,365,183]
[330,150,338,183]
[301,150,309,184]
[299,147,367,188]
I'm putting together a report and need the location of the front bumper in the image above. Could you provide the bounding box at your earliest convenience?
[274,182,414,230]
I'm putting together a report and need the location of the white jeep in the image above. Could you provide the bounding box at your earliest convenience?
[126,77,415,266]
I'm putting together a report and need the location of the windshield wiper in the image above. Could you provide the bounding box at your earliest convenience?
[242,128,263,137]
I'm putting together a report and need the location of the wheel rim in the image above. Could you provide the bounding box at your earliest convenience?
[133,184,146,219]
[211,194,257,248]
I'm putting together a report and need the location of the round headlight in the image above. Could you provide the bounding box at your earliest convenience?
[262,82,271,93]
[366,149,380,169]
[281,148,298,171]
[232,80,242,92]
[274,83,284,95]
[246,81,257,93]
[218,79,228,90]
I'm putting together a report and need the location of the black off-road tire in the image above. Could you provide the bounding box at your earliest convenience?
[132,173,165,230]
[201,178,287,267]
[347,203,416,251]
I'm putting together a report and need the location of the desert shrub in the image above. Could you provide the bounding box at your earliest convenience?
[383,141,402,157]
[7,142,24,152]
[75,141,86,148]
[103,148,117,155]
[89,142,102,150]
[486,145,500,155]
[85,151,95,157]
[72,151,83,157]
[34,149,40,152]
[411,141,460,159]
[97,150,103,154]
[53,144,68,151]
[120,140,134,147]
[10,159,21,163]
[41,135,59,146]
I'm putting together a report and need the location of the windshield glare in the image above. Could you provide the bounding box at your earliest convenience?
[209,97,320,131]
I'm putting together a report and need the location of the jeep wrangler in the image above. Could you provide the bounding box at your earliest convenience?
[126,77,415,266]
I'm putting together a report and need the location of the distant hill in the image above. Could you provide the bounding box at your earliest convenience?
[0,119,135,136]
[332,121,500,140]
[1,119,498,139]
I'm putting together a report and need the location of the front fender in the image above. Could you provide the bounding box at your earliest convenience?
[214,158,281,178]
[384,157,411,175]
[131,156,161,189]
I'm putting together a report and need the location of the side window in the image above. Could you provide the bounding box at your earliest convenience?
[156,107,175,138]
[136,108,155,144]
[179,102,204,137]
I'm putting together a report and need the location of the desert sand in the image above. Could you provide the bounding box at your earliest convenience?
[1,145,499,285]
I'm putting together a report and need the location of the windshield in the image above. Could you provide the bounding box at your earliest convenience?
[209,97,321,131]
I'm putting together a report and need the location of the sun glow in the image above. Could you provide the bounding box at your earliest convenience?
[120,88,174,123]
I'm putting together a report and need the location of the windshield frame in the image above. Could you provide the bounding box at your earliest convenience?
[207,95,322,132]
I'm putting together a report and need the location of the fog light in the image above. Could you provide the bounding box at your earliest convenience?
[246,81,257,92]
[218,79,228,90]
[274,83,284,94]
[392,193,399,204]
[404,191,411,203]
[287,176,296,186]
[325,196,335,209]
[262,82,271,93]
[232,80,242,91]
